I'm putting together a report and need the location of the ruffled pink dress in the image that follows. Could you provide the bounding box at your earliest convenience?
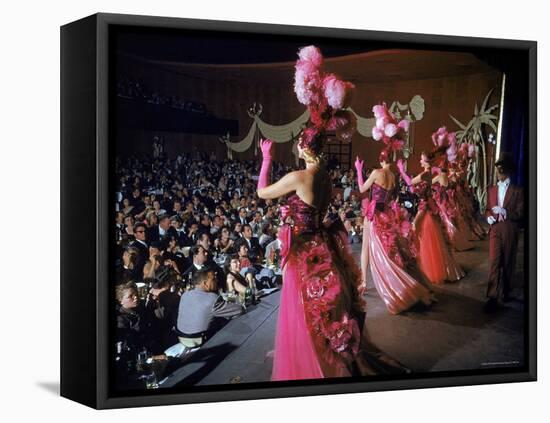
[271,195,367,381]
[413,180,465,284]
[453,179,485,240]
[361,184,432,315]
[432,182,474,252]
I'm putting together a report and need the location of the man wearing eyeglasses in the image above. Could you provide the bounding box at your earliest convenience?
[130,222,149,276]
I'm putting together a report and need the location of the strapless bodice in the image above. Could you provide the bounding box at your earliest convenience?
[370,183,393,211]
[413,180,432,200]
[283,194,323,234]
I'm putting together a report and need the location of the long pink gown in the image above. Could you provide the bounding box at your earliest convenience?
[271,194,405,381]
[453,179,485,240]
[432,182,474,252]
[362,183,432,315]
[413,180,465,284]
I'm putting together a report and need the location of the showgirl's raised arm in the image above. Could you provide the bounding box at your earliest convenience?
[257,139,299,200]
[355,156,377,194]
[258,172,300,200]
[397,159,414,186]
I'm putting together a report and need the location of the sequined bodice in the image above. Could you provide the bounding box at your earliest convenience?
[432,182,448,202]
[413,180,432,201]
[285,194,323,234]
[371,183,392,211]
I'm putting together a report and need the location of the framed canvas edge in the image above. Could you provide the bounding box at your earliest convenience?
[90,12,537,409]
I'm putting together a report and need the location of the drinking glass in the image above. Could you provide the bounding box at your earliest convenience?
[145,372,159,389]
[136,349,148,372]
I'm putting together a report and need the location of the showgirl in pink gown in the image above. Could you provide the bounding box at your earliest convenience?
[449,165,485,241]
[398,154,465,285]
[270,193,368,379]
[432,171,474,252]
[257,46,408,381]
[355,150,433,315]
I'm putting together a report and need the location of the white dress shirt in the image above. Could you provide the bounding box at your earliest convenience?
[134,239,148,248]
[487,178,510,225]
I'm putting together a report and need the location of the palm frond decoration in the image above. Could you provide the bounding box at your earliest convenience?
[449,88,499,213]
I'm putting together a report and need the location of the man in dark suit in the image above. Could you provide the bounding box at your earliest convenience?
[181,245,209,288]
[181,245,225,291]
[147,213,177,244]
[237,207,249,226]
[130,222,149,276]
[484,152,524,312]
[237,224,263,262]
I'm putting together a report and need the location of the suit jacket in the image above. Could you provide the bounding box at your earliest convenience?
[147,225,178,244]
[177,289,243,335]
[485,184,524,227]
[237,236,263,261]
[130,239,149,275]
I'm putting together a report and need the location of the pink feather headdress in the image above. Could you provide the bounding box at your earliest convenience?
[371,102,409,159]
[294,45,356,154]
[430,127,462,169]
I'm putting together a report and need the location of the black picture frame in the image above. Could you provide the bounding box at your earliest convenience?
[60,12,537,409]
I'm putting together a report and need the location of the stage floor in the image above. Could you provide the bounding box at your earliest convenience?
[162,234,525,387]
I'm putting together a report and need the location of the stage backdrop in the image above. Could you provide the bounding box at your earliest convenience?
[115,49,502,174]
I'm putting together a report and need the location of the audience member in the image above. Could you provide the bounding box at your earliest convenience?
[176,269,244,347]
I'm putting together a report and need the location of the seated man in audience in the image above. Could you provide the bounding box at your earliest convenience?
[249,211,263,237]
[258,222,275,249]
[181,245,209,288]
[144,278,180,353]
[264,228,282,267]
[343,219,361,244]
[198,213,212,235]
[211,215,223,236]
[230,221,243,241]
[197,232,212,255]
[147,213,177,243]
[176,268,244,347]
[237,207,249,226]
[116,246,141,284]
[130,222,149,275]
[238,224,263,262]
[184,220,200,247]
[170,215,187,246]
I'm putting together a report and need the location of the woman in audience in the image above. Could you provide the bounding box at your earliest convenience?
[143,254,163,280]
[145,278,180,352]
[116,246,141,284]
[236,243,256,286]
[214,227,235,255]
[152,199,166,216]
[116,282,150,352]
[230,221,243,241]
[225,257,251,295]
[163,235,186,272]
[122,215,135,241]
[121,198,134,216]
[146,210,159,228]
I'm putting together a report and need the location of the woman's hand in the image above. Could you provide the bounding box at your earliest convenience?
[354,156,364,173]
[397,159,405,174]
[260,139,273,159]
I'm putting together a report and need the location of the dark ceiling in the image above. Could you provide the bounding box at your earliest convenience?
[112,25,525,77]
[113,26,394,65]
